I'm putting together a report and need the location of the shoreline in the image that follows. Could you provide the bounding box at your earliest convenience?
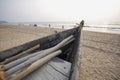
[83,29,120,35]
[1,23,120,35]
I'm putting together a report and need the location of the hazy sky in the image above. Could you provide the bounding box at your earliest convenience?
[0,0,120,24]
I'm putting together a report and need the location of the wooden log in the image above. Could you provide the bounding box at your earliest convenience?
[10,50,62,80]
[5,35,74,76]
[1,44,40,65]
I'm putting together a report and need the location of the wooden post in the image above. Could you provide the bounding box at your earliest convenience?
[10,50,62,80]
[1,44,40,65]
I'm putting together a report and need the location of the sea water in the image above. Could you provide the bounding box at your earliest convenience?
[7,22,120,34]
[83,24,120,34]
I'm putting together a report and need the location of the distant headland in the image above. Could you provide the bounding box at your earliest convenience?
[0,21,8,24]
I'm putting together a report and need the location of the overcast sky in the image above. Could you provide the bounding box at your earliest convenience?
[0,0,120,24]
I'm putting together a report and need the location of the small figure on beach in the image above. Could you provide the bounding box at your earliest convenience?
[74,25,76,28]
[34,24,37,27]
[49,24,51,28]
[62,25,64,29]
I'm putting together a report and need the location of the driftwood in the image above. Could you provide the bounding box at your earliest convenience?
[1,44,40,65]
[10,50,62,80]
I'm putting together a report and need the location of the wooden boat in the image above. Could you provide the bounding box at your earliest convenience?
[0,21,83,80]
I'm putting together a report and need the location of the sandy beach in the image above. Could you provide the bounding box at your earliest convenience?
[0,24,120,80]
[0,24,62,51]
[80,31,120,80]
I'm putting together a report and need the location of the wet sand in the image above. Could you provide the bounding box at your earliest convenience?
[0,24,120,80]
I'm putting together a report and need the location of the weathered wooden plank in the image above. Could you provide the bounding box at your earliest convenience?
[47,57,71,77]
[22,57,71,80]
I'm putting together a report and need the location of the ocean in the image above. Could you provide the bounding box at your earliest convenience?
[7,22,120,34]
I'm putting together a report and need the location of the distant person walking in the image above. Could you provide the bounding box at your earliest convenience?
[49,24,51,28]
[34,24,37,27]
[62,25,64,29]
[74,25,76,28]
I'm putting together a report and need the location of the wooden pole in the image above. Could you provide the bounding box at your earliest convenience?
[10,50,62,80]
[1,44,40,65]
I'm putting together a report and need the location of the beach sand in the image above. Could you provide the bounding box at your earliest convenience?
[0,24,62,51]
[80,31,120,80]
[0,24,120,80]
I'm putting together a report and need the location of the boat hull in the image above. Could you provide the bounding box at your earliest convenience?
[0,27,82,80]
